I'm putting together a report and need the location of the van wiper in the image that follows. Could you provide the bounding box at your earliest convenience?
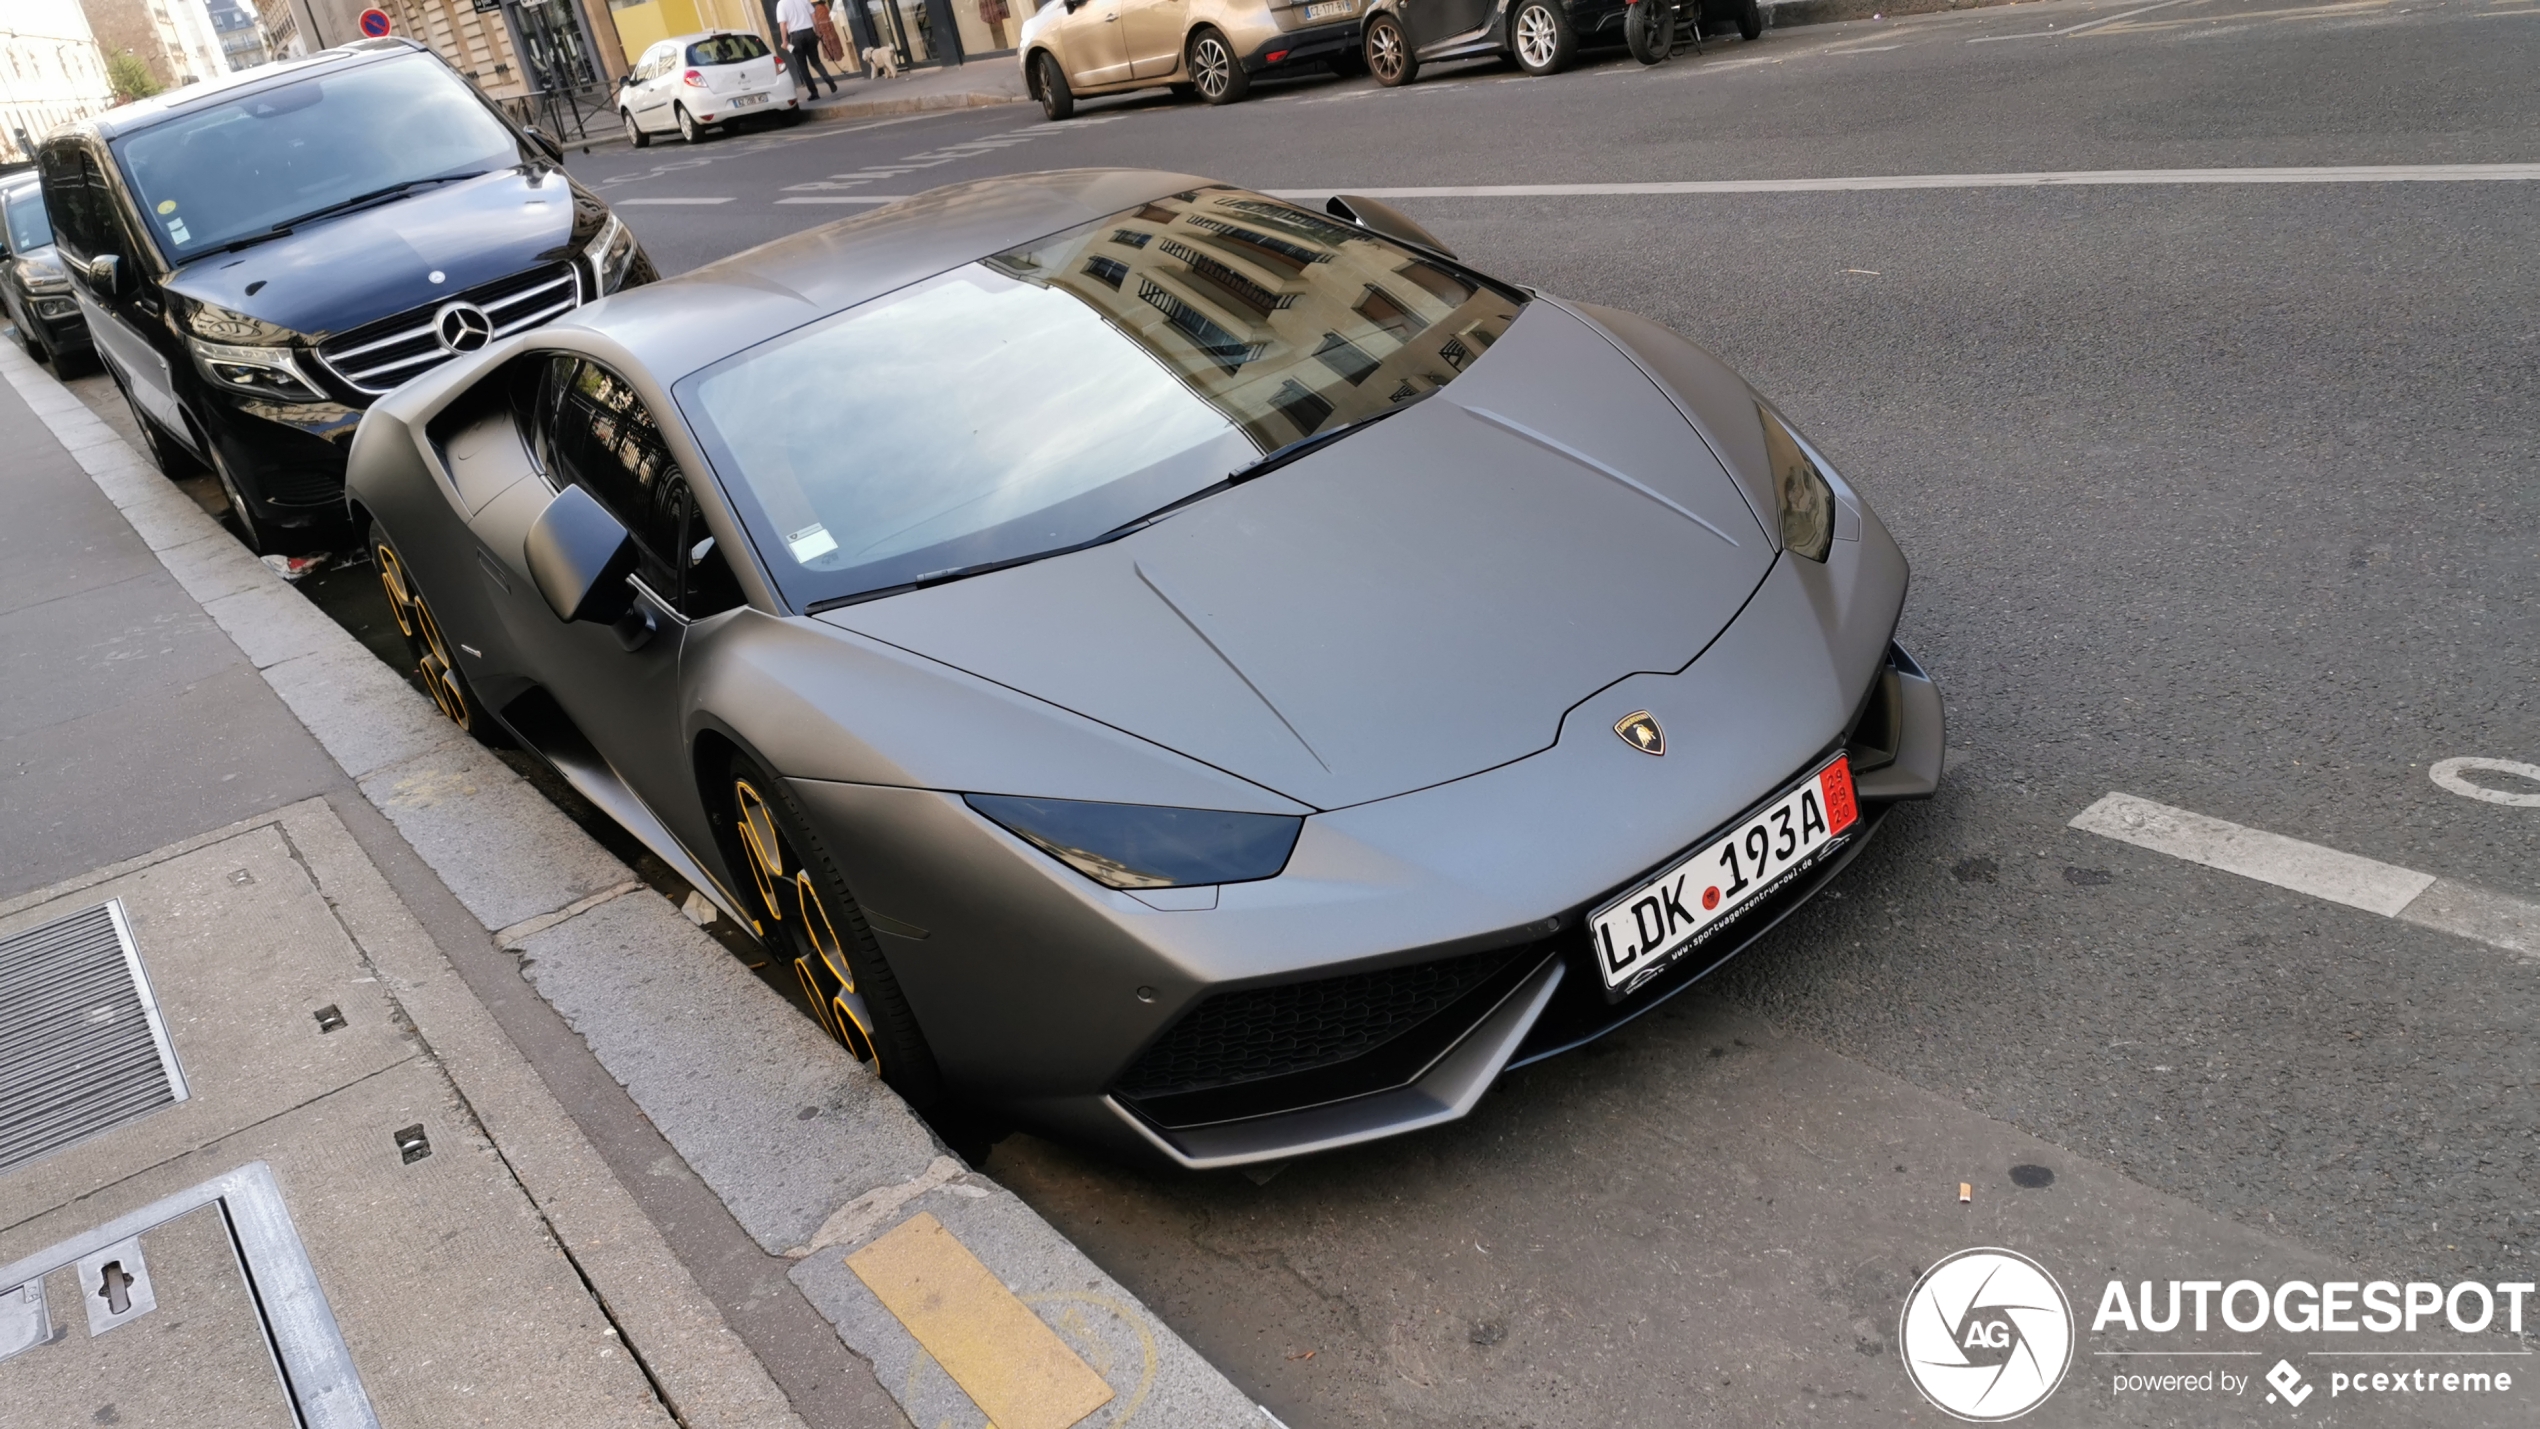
[1103,390,1436,538]
[265,172,485,234]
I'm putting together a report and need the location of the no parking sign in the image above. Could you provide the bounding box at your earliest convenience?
[358,8,392,37]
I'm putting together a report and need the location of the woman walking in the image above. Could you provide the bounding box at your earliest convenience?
[777,0,841,96]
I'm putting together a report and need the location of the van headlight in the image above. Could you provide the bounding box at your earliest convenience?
[584,212,642,296]
[187,337,324,402]
[1757,405,1835,562]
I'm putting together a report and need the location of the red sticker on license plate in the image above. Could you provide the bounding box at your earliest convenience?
[1819,757,1859,835]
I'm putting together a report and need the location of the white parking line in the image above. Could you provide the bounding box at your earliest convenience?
[775,195,904,204]
[1265,164,2540,200]
[1969,0,2210,40]
[614,196,735,205]
[2070,793,2539,959]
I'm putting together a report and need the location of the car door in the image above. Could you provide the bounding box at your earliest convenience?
[1400,0,1494,47]
[1120,0,1188,76]
[634,46,674,127]
[470,355,743,827]
[1054,0,1134,86]
[41,141,183,436]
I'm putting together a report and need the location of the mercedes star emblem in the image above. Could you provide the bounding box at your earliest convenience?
[434,300,494,353]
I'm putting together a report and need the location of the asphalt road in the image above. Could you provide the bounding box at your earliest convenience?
[68,3,2535,1422]
[551,2,2540,1421]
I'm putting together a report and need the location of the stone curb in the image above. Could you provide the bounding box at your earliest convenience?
[0,341,1272,1429]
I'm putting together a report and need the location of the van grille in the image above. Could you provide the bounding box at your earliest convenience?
[315,262,583,397]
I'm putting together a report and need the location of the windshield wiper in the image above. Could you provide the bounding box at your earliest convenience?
[1102,390,1438,540]
[264,172,485,234]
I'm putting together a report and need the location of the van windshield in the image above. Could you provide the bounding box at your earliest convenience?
[112,54,527,262]
[3,185,51,252]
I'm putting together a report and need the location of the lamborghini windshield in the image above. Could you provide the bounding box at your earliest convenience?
[678,187,1524,608]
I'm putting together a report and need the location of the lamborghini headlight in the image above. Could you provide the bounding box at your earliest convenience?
[585,211,641,296]
[964,795,1303,890]
[1758,404,1835,562]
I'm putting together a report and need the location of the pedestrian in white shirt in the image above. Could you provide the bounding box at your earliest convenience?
[777,0,840,96]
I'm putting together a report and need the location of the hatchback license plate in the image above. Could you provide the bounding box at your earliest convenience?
[1591,756,1858,998]
[731,92,769,108]
[1304,0,1354,18]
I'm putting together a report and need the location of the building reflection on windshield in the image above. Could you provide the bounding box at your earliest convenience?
[984,188,1522,455]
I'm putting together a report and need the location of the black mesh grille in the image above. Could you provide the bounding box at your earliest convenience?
[1117,946,1523,1100]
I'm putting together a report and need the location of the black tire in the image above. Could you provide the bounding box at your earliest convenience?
[722,749,944,1107]
[1035,51,1075,120]
[205,437,277,555]
[1737,0,1761,38]
[1365,13,1418,86]
[117,376,205,482]
[1168,81,1198,98]
[1626,0,1673,63]
[371,523,499,740]
[1188,27,1250,104]
[676,104,705,143]
[621,108,650,148]
[51,342,99,378]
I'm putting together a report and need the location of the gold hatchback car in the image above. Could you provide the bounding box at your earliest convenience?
[1021,0,1365,116]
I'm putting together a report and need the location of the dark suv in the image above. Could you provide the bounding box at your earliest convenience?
[38,38,654,551]
[3,175,95,375]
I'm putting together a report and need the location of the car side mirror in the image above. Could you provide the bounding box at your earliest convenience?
[86,252,125,296]
[526,484,640,625]
[1325,194,1457,259]
[523,125,566,163]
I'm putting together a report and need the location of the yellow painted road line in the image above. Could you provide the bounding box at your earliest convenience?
[847,1212,1115,1429]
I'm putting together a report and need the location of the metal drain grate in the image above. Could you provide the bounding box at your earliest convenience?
[0,901,187,1175]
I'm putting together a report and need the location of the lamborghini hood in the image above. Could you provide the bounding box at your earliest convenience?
[821,302,1778,810]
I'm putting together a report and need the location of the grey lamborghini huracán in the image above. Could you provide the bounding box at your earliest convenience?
[346,170,1944,1168]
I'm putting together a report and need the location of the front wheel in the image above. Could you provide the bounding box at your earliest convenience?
[372,524,497,739]
[724,750,943,1106]
[1365,13,1418,86]
[1625,0,1674,63]
[621,108,650,148]
[1737,0,1762,39]
[206,439,275,555]
[1510,0,1577,74]
[1188,27,1251,104]
[1035,51,1075,120]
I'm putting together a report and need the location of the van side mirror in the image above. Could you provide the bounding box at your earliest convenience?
[1325,194,1457,259]
[526,484,639,625]
[86,252,124,296]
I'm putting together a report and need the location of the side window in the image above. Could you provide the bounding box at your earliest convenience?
[36,146,102,262]
[545,356,747,618]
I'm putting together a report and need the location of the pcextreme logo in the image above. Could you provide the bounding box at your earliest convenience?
[1900,1248,2076,1421]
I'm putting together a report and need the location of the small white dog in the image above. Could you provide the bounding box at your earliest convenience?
[862,45,902,79]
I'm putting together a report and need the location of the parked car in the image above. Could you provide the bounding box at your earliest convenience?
[2,175,94,375]
[1360,0,1757,82]
[619,30,802,147]
[346,169,1943,1169]
[36,37,654,552]
[1023,0,1366,118]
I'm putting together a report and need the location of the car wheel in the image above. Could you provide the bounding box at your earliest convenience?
[1626,0,1673,63]
[1737,0,1762,38]
[677,104,704,143]
[1188,27,1251,104]
[1035,51,1075,121]
[724,750,944,1106]
[621,108,650,148]
[372,523,498,740]
[118,378,203,482]
[202,437,280,555]
[1511,0,1576,74]
[1365,13,1418,85]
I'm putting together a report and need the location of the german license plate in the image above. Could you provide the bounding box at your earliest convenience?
[1304,0,1354,19]
[1591,755,1859,998]
[731,92,769,108]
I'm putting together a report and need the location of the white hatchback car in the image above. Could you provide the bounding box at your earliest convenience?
[619,31,800,145]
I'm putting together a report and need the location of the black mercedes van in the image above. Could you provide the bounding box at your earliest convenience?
[38,38,655,551]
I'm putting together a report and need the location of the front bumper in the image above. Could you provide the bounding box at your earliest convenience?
[789,487,1939,1167]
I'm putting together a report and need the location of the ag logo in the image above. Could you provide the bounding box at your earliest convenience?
[1899,1247,2074,1421]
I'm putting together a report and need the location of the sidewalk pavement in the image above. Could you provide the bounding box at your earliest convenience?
[0,335,1274,1428]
